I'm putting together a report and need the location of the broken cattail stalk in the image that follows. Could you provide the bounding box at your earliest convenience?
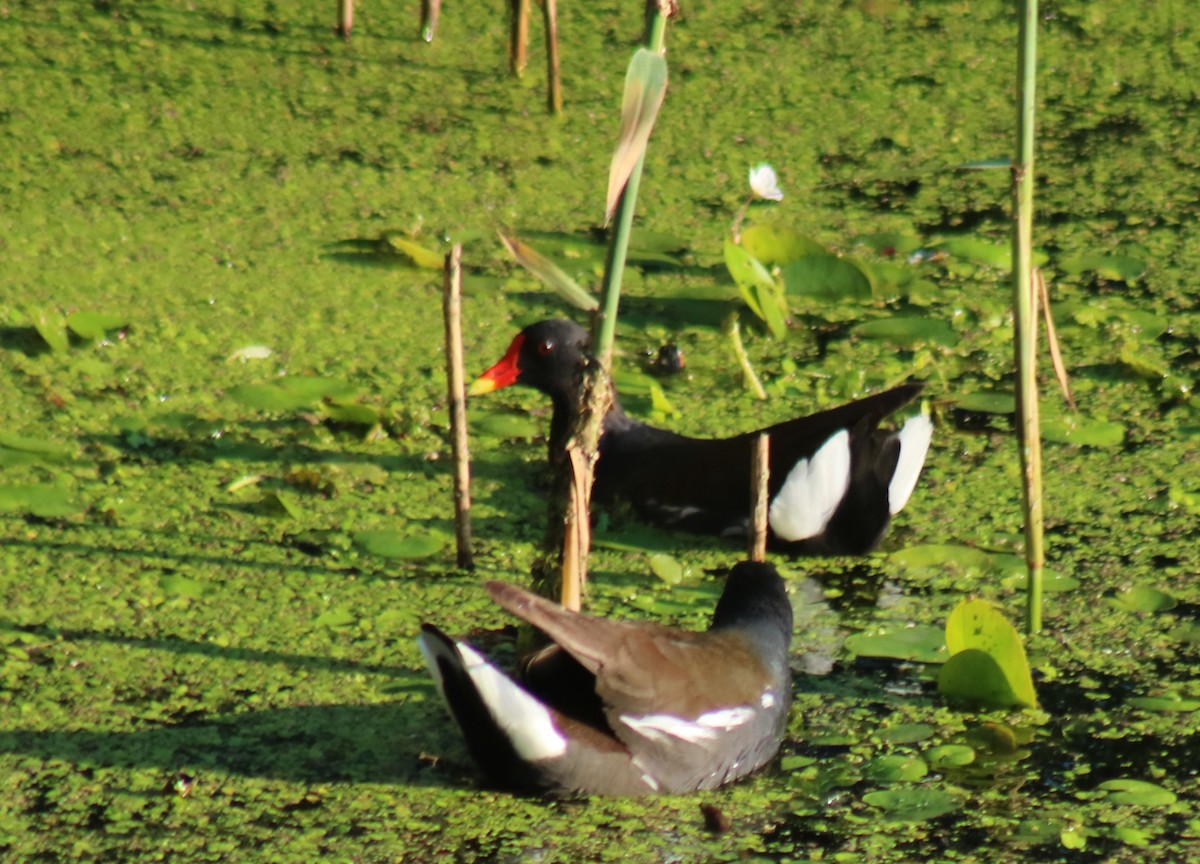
[421,0,441,42]
[544,0,562,113]
[441,244,473,569]
[509,0,530,75]
[750,433,770,562]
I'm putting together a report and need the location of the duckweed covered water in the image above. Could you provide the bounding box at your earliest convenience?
[2,1,1198,861]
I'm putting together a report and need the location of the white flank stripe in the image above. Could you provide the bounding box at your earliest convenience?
[888,414,933,515]
[457,643,568,761]
[416,633,448,697]
[769,430,852,541]
[621,706,755,745]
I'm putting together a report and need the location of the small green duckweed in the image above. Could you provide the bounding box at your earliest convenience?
[1,0,1198,862]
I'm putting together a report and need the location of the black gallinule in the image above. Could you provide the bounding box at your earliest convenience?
[417,561,793,796]
[470,319,932,554]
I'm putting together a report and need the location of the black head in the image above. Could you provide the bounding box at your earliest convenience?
[710,561,793,653]
[470,319,591,403]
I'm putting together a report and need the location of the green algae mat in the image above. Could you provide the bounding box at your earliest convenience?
[2,1,1198,861]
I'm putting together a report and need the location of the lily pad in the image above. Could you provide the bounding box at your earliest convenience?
[866,755,929,783]
[1001,568,1080,594]
[315,608,358,628]
[939,600,1037,709]
[354,529,445,560]
[844,626,946,663]
[862,788,961,822]
[0,431,73,461]
[1126,695,1200,713]
[647,553,684,585]
[925,745,976,768]
[1041,415,1125,448]
[851,315,959,347]
[954,392,1015,414]
[66,311,128,341]
[0,484,79,517]
[1106,585,1176,613]
[741,224,825,266]
[878,723,936,745]
[938,649,1023,710]
[1058,253,1147,282]
[324,401,382,427]
[781,253,875,301]
[933,237,1011,269]
[1096,779,1177,807]
[780,754,817,771]
[160,572,208,599]
[473,413,541,440]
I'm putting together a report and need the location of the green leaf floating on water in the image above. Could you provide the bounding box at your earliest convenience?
[1096,779,1177,807]
[29,306,70,353]
[324,401,382,427]
[925,745,976,768]
[0,431,73,461]
[878,723,936,744]
[160,572,208,599]
[0,484,79,518]
[781,253,874,301]
[933,237,1011,269]
[741,224,825,266]
[844,626,946,663]
[851,315,959,347]
[1058,253,1147,282]
[647,553,683,585]
[315,608,358,628]
[938,599,1037,709]
[955,392,1015,414]
[473,412,541,441]
[1106,585,1176,613]
[1001,567,1080,594]
[354,529,445,560]
[866,755,929,783]
[1127,694,1200,713]
[229,377,358,412]
[1041,415,1124,448]
[862,789,961,822]
[66,311,128,341]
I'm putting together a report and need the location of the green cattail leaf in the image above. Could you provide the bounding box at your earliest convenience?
[499,234,598,311]
[605,48,668,223]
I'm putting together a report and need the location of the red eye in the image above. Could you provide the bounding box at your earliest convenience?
[537,340,554,356]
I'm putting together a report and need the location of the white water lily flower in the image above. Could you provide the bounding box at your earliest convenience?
[749,163,783,201]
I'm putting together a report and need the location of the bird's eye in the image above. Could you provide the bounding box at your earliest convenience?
[537,340,554,356]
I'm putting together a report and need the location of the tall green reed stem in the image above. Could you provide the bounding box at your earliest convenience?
[1013,0,1044,634]
[536,1,672,610]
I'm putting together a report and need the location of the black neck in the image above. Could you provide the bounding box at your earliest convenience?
[710,564,793,655]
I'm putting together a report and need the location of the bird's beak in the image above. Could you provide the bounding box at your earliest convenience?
[468,333,524,396]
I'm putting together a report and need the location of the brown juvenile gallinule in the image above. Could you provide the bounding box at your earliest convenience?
[470,319,932,555]
[417,560,792,796]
